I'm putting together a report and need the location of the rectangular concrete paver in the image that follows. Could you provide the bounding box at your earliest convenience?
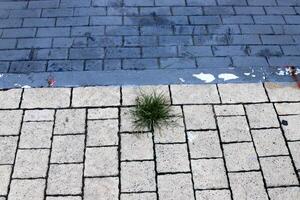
[1,83,300,200]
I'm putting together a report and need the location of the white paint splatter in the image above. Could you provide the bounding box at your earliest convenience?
[21,85,31,89]
[187,132,196,142]
[0,74,3,78]
[251,74,256,77]
[218,73,239,81]
[179,78,185,83]
[192,73,215,83]
[244,73,251,76]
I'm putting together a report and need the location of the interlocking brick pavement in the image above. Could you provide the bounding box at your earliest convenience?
[0,82,300,199]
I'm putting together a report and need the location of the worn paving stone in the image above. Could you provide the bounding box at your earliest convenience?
[183,105,216,130]
[171,84,220,104]
[72,86,120,107]
[121,193,157,200]
[121,133,153,161]
[268,187,300,200]
[13,149,49,178]
[0,110,22,136]
[223,143,260,171]
[188,131,222,158]
[275,103,300,115]
[47,164,83,195]
[260,156,299,187]
[154,115,186,143]
[85,147,118,177]
[229,172,269,200]
[8,179,45,200]
[265,83,300,102]
[22,88,71,108]
[0,165,11,195]
[288,142,300,170]
[214,105,245,116]
[88,108,118,119]
[0,136,18,164]
[54,109,86,134]
[122,85,170,105]
[51,135,85,163]
[19,122,53,148]
[218,83,268,103]
[84,177,119,200]
[191,159,228,189]
[158,173,194,200]
[218,116,252,142]
[196,190,231,200]
[280,115,300,141]
[46,197,82,200]
[252,129,289,156]
[120,107,149,132]
[24,109,55,121]
[87,119,119,146]
[245,104,279,128]
[156,143,190,173]
[0,89,21,109]
[121,161,156,192]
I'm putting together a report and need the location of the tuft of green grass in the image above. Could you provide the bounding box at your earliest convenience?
[130,92,176,131]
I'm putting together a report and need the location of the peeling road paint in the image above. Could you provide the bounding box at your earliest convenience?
[193,73,215,83]
[218,73,239,81]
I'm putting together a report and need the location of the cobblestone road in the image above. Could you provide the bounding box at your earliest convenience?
[0,0,300,73]
[0,83,299,199]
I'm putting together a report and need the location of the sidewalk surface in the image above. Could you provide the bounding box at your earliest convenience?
[1,0,300,86]
[0,82,300,200]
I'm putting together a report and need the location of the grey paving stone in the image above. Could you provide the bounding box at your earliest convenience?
[46,197,82,200]
[74,7,106,16]
[223,143,260,171]
[275,103,300,115]
[229,172,269,200]
[0,89,21,109]
[213,45,246,56]
[261,35,295,45]
[121,193,157,200]
[188,131,222,158]
[246,104,279,128]
[88,108,118,119]
[84,177,118,200]
[280,115,300,141]
[85,147,118,176]
[196,57,232,68]
[69,48,104,59]
[106,26,139,35]
[8,179,45,200]
[253,16,285,24]
[85,60,103,71]
[60,0,91,7]
[156,144,190,173]
[13,149,49,178]
[196,190,231,200]
[121,133,153,161]
[48,60,85,72]
[56,16,89,26]
[72,86,120,107]
[29,0,59,8]
[71,26,105,36]
[178,46,213,57]
[0,39,17,49]
[36,49,68,60]
[160,58,196,69]
[234,6,265,14]
[154,115,186,143]
[218,116,252,142]
[9,9,41,18]
[265,82,300,102]
[51,135,85,163]
[0,136,18,164]
[171,84,219,104]
[207,24,240,34]
[90,16,122,25]
[121,161,156,192]
[183,105,216,130]
[47,164,83,195]
[0,110,22,136]
[124,36,157,47]
[288,142,300,170]
[37,27,70,37]
[0,50,31,61]
[0,62,9,72]
[173,6,203,15]
[105,47,140,58]
[268,187,300,200]
[204,6,234,15]
[120,107,149,132]
[23,18,55,27]
[54,109,86,134]
[0,1,27,9]
[218,83,268,103]
[42,8,74,17]
[0,19,22,28]
[222,16,254,24]
[192,159,228,189]
[140,7,171,15]
[123,58,159,70]
[159,36,193,45]
[19,122,53,148]
[141,25,173,35]
[187,0,217,6]
[218,0,247,5]
[281,45,300,56]
[17,38,52,48]
[87,119,119,146]
[9,61,47,73]
[190,16,221,25]
[0,165,11,195]
[158,174,194,200]
[252,129,289,156]
[214,105,245,116]
[260,156,298,187]
[88,36,122,47]
[240,25,273,34]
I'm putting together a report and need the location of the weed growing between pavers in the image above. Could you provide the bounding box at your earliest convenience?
[130,92,177,132]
